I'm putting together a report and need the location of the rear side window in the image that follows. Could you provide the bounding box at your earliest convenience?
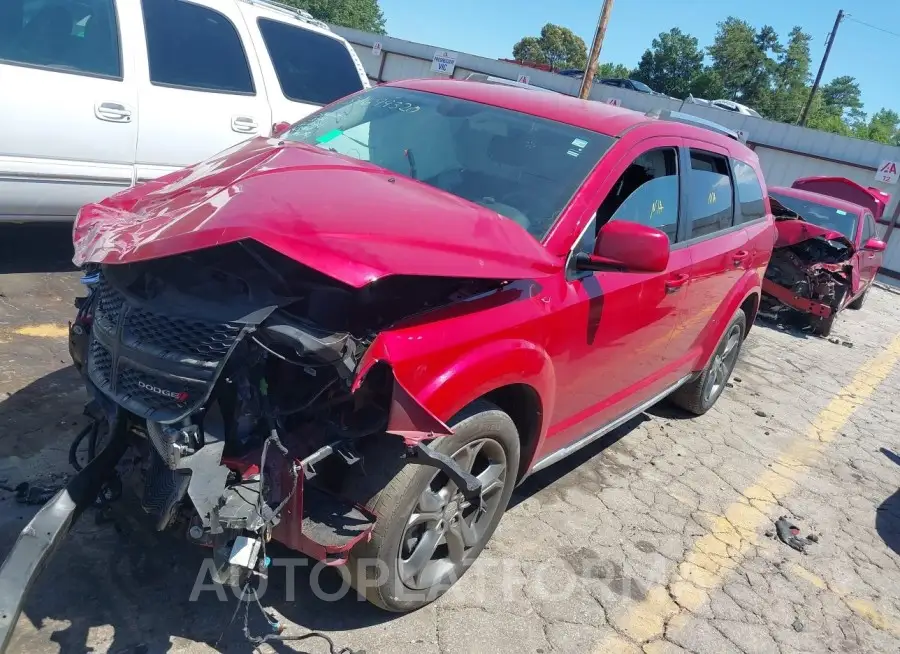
[732,159,767,223]
[141,0,255,94]
[257,18,364,106]
[687,150,734,239]
[0,0,121,78]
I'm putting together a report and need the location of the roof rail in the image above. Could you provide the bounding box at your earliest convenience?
[648,109,742,142]
[239,0,331,30]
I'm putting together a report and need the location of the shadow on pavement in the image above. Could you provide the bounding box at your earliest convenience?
[876,448,900,559]
[0,224,76,274]
[510,413,649,508]
[0,367,86,461]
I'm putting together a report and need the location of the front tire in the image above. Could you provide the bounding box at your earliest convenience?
[847,288,867,310]
[671,309,746,416]
[345,400,520,612]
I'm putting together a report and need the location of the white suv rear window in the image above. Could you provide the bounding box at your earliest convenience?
[257,18,363,106]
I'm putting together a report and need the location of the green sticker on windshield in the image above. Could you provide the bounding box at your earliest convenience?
[836,209,847,215]
[316,129,343,144]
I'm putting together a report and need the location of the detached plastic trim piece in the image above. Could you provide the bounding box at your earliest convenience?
[0,421,127,653]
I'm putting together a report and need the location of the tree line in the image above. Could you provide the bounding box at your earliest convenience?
[512,21,900,146]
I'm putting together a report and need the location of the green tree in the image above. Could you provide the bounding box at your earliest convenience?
[855,109,900,145]
[707,18,775,106]
[820,75,863,121]
[632,28,704,98]
[283,0,386,34]
[688,68,726,99]
[768,27,812,122]
[596,62,632,79]
[512,23,587,71]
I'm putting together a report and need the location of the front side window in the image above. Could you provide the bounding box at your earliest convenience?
[732,159,766,223]
[0,0,121,78]
[687,150,734,239]
[142,0,254,94]
[769,192,859,241]
[257,18,363,106]
[862,214,875,242]
[284,87,614,240]
[575,148,679,254]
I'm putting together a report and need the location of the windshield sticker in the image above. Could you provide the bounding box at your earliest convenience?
[567,149,581,157]
[572,138,588,148]
[836,209,848,215]
[316,129,344,144]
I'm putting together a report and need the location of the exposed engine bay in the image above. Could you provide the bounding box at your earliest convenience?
[67,241,492,587]
[761,199,855,334]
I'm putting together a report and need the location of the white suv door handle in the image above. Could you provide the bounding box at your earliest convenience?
[95,101,132,122]
[231,116,258,134]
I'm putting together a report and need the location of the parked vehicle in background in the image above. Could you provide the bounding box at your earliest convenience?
[711,100,762,118]
[764,178,887,335]
[0,0,369,223]
[599,77,656,94]
[464,73,559,94]
[1,79,778,627]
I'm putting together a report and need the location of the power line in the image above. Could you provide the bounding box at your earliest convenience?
[845,16,900,40]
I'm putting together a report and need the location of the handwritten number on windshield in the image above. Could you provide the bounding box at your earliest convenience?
[373,99,420,113]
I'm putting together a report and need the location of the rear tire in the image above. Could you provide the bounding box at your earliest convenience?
[671,309,746,416]
[344,400,520,612]
[847,289,867,310]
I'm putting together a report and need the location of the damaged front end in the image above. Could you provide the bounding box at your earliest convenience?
[761,200,856,336]
[62,240,492,588]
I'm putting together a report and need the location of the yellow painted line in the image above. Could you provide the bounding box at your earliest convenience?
[595,333,900,650]
[12,324,69,338]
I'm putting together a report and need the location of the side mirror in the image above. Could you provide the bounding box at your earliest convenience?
[271,121,292,138]
[576,220,670,273]
[863,237,886,252]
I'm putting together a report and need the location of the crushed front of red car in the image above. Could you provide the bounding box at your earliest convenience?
[0,135,562,628]
[761,196,858,334]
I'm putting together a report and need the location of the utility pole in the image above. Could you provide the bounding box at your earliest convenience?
[798,9,844,126]
[578,0,616,100]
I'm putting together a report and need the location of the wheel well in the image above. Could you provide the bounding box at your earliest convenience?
[483,384,543,481]
[740,293,759,337]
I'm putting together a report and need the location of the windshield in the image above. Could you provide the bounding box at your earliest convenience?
[283,86,614,239]
[769,192,859,240]
[631,80,653,93]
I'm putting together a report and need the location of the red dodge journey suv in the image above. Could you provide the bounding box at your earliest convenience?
[4,80,776,625]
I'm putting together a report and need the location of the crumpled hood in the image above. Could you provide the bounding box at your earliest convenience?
[73,137,561,288]
[773,218,854,251]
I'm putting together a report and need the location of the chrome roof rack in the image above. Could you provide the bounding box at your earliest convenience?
[648,109,740,141]
[239,0,331,30]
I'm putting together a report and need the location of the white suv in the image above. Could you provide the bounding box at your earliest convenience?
[0,0,369,223]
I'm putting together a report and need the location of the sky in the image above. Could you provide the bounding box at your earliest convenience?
[377,0,900,116]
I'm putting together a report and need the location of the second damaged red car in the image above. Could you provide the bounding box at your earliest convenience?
[764,178,887,336]
[17,81,772,617]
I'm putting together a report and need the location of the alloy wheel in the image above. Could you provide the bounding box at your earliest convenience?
[703,322,742,404]
[398,438,508,590]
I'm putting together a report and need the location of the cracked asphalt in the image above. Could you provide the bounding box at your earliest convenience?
[1,224,899,654]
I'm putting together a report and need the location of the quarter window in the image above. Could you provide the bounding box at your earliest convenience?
[141,0,254,94]
[732,159,766,223]
[577,148,680,253]
[257,18,364,106]
[0,0,122,78]
[687,150,734,239]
